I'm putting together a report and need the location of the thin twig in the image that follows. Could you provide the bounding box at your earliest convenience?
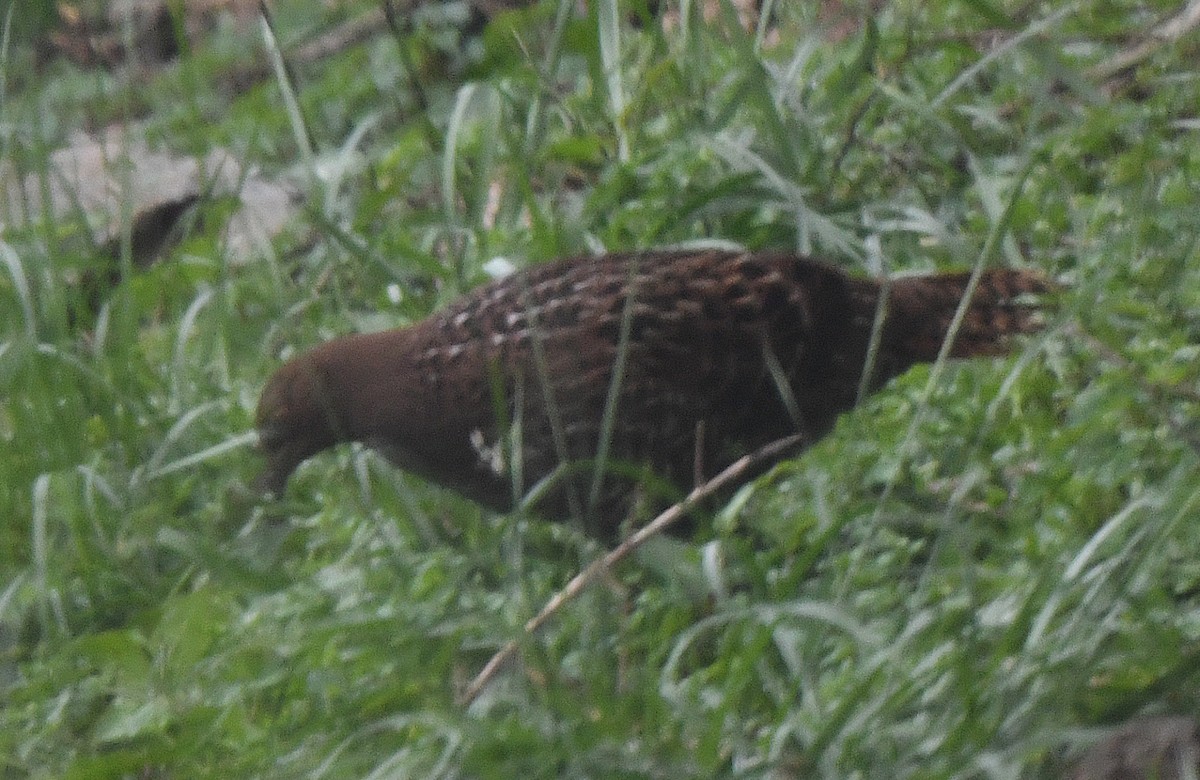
[1088,0,1200,83]
[458,431,806,706]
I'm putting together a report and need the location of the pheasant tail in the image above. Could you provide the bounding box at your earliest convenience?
[869,268,1052,365]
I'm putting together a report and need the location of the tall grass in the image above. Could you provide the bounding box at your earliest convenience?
[2,0,1199,777]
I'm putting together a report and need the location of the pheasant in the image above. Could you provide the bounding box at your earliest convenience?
[257,248,1049,539]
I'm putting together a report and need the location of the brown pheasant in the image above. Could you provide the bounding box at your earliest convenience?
[257,248,1049,538]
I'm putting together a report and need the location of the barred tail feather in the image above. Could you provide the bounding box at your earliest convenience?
[885,268,1053,362]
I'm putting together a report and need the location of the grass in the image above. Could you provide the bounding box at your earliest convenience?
[3,0,1200,776]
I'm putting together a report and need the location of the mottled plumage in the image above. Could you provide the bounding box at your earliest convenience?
[257,248,1049,538]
